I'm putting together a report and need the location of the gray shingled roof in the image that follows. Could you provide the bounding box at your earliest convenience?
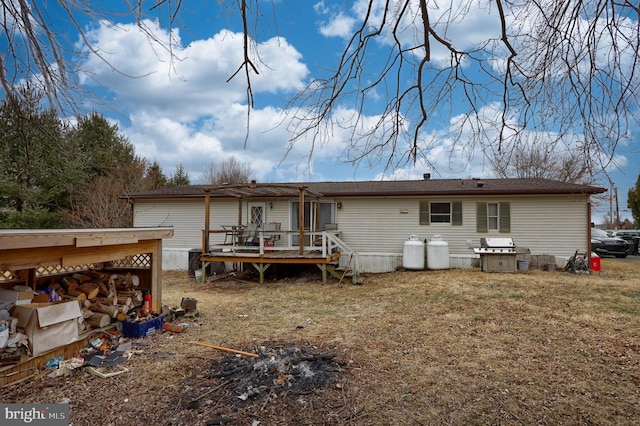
[125,178,606,200]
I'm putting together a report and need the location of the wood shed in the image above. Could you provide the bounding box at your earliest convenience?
[0,227,173,386]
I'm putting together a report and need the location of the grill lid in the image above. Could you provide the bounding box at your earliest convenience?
[480,237,515,248]
[474,237,516,254]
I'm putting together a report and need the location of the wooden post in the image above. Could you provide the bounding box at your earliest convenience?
[151,239,162,312]
[204,189,211,255]
[587,201,592,270]
[298,189,305,255]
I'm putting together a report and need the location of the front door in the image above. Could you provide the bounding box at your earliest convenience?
[247,202,265,228]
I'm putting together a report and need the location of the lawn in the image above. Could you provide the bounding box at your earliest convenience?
[3,258,639,425]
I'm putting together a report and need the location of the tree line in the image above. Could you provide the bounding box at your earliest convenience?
[0,87,195,229]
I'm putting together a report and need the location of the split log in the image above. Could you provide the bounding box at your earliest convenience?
[107,278,118,298]
[72,273,92,283]
[61,276,79,291]
[89,270,111,279]
[94,297,117,306]
[65,289,87,301]
[78,283,100,300]
[116,312,127,322]
[87,312,111,328]
[124,274,140,287]
[97,282,111,298]
[116,296,132,307]
[81,307,93,319]
[62,295,90,308]
[117,290,143,305]
[89,302,120,318]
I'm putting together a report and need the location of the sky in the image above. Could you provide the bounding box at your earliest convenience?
[6,1,640,224]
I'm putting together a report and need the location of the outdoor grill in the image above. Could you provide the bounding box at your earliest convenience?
[473,237,517,272]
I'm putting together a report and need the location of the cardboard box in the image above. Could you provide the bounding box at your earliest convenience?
[13,301,82,356]
[0,288,35,306]
[122,314,164,338]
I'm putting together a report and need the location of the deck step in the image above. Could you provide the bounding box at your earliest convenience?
[326,264,362,285]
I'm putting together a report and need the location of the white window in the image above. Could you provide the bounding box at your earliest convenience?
[488,203,499,230]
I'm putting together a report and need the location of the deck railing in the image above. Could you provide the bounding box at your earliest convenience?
[201,227,359,280]
[203,228,343,255]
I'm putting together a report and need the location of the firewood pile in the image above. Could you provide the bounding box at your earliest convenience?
[46,271,146,330]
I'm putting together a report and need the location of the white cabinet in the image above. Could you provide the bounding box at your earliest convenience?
[480,254,516,273]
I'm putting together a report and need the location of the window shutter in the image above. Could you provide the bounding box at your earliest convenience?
[476,202,488,232]
[452,202,463,226]
[419,202,430,225]
[499,202,511,233]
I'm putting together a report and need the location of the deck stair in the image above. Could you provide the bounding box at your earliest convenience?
[319,233,362,285]
[325,260,363,285]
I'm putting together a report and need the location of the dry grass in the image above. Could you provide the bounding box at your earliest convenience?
[3,259,640,425]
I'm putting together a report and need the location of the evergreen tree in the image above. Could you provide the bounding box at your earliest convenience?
[628,174,640,227]
[168,162,191,186]
[0,87,70,228]
[144,161,169,190]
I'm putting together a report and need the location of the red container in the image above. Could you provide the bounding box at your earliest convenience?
[590,253,601,272]
[143,292,152,313]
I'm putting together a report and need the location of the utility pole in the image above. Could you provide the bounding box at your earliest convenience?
[609,180,614,227]
[615,186,620,228]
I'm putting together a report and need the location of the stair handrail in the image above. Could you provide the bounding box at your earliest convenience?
[325,232,359,281]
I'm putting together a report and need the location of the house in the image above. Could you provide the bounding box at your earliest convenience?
[125,177,606,274]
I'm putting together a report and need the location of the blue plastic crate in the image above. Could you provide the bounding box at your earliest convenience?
[122,314,164,338]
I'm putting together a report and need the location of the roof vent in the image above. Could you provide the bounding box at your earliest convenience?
[477,181,485,188]
[423,173,431,180]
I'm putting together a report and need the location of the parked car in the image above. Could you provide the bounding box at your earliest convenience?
[613,230,640,255]
[591,228,629,258]
[613,230,640,239]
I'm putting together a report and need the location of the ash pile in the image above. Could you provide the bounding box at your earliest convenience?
[211,345,343,404]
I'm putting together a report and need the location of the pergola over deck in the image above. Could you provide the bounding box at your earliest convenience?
[199,182,348,283]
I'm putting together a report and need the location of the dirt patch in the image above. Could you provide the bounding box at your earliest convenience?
[173,343,347,425]
[2,258,640,425]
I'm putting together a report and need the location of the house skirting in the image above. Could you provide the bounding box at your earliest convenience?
[345,252,479,273]
[161,248,480,274]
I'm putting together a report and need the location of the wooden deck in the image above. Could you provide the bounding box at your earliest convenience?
[199,226,352,283]
[202,248,342,263]
[200,247,343,284]
[200,185,358,283]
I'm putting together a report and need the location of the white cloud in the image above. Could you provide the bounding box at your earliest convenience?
[71,3,635,202]
[80,21,309,122]
[77,19,321,182]
[318,12,356,38]
[318,0,501,63]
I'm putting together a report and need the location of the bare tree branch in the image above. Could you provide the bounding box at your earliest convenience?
[1,0,637,181]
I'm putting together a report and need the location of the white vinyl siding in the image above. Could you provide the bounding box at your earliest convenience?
[133,193,592,270]
[335,195,589,257]
[132,199,288,250]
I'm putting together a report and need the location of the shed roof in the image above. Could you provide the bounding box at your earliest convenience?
[124,178,606,201]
